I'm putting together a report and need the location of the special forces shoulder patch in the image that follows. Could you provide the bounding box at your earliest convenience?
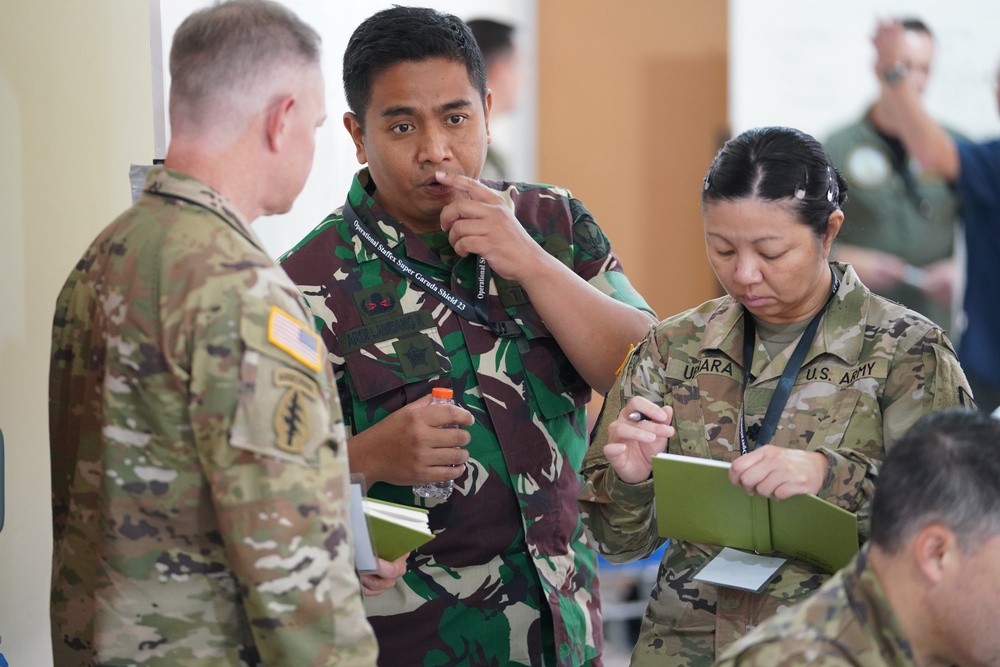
[273,367,316,455]
[268,306,322,371]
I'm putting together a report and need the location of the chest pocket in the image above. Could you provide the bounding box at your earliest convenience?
[496,289,590,420]
[785,360,886,458]
[665,361,743,461]
[341,326,451,418]
[230,303,335,467]
[665,356,887,460]
[517,335,591,420]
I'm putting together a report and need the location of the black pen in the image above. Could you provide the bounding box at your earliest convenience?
[628,411,652,422]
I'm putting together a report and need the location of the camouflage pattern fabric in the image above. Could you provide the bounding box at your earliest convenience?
[826,115,964,330]
[279,169,654,667]
[49,167,377,666]
[579,262,973,666]
[715,546,916,666]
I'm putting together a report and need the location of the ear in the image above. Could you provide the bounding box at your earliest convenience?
[343,112,367,165]
[822,209,844,257]
[912,523,959,586]
[484,89,493,145]
[266,94,296,153]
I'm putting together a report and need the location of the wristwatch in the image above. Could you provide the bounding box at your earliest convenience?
[881,62,909,85]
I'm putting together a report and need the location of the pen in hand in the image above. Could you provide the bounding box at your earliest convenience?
[628,411,652,422]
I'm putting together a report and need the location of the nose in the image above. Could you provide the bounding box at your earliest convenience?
[418,125,452,165]
[734,253,762,286]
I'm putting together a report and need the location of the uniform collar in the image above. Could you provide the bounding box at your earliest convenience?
[700,262,867,381]
[345,168,447,268]
[143,166,266,253]
[844,546,918,666]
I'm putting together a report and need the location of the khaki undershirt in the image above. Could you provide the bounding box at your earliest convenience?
[754,317,812,360]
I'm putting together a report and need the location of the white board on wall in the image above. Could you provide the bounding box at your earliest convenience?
[729,0,1000,142]
[152,0,537,258]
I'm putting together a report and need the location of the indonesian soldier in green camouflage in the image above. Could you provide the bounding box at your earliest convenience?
[716,408,1000,667]
[279,7,656,666]
[579,127,974,667]
[48,2,384,664]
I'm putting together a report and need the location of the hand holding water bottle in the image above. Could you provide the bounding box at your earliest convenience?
[343,388,472,489]
[413,388,468,499]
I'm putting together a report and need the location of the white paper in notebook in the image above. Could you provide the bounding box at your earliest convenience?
[693,547,787,593]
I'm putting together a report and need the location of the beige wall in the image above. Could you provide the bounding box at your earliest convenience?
[0,2,152,664]
[537,0,728,319]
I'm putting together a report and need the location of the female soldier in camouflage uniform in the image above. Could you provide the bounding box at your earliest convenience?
[580,126,973,666]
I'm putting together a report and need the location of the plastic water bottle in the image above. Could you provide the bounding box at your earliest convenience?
[413,387,458,500]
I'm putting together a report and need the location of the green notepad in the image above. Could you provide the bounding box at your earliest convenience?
[363,497,435,561]
[651,452,858,573]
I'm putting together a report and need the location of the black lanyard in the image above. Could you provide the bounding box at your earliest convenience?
[738,269,841,455]
[344,201,520,338]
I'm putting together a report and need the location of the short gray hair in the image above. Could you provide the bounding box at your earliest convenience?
[169,0,321,132]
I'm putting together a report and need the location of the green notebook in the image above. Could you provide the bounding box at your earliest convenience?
[363,497,435,561]
[651,452,858,573]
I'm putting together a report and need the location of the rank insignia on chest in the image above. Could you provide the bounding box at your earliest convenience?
[273,368,316,454]
[353,283,404,324]
[268,306,322,371]
[360,291,396,316]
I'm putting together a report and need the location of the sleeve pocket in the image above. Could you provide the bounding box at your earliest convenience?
[229,306,334,467]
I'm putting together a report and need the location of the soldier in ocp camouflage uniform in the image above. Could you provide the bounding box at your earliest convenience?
[279,7,657,666]
[48,2,380,665]
[579,127,974,667]
[716,408,1000,667]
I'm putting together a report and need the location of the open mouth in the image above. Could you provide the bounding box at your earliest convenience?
[421,178,452,196]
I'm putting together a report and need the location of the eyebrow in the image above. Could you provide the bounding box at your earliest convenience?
[380,99,473,118]
[706,231,785,244]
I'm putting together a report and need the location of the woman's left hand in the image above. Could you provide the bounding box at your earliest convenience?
[728,445,828,499]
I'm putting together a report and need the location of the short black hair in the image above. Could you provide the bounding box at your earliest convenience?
[343,6,487,127]
[702,126,848,239]
[899,17,933,38]
[466,18,515,65]
[871,408,1000,553]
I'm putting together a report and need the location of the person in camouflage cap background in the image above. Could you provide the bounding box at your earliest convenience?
[278,6,657,666]
[716,407,1000,667]
[48,2,398,665]
[579,126,974,667]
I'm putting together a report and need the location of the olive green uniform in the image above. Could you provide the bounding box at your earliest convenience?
[826,115,963,330]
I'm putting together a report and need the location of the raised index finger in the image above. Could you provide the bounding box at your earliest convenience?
[435,170,501,203]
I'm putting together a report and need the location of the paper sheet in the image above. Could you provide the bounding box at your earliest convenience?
[694,547,787,593]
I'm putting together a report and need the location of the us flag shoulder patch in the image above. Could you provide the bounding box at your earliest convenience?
[267,306,322,371]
